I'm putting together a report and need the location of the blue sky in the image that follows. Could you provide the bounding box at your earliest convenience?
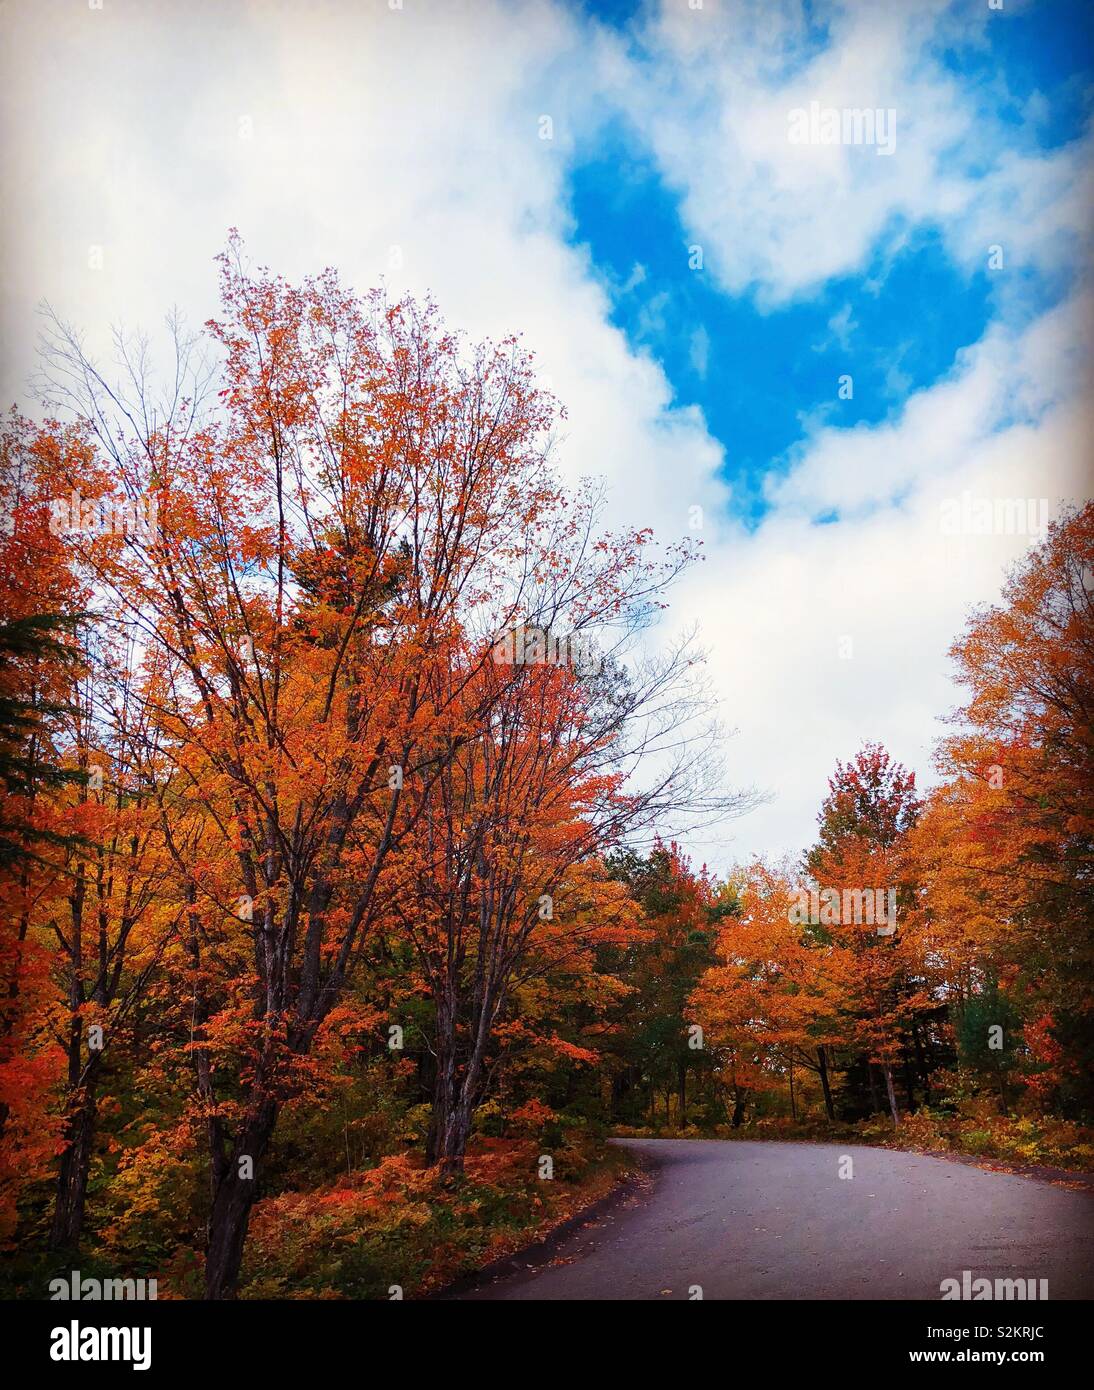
[569,145,995,520]
[563,0,1092,524]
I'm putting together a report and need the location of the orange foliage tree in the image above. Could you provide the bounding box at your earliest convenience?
[26,237,746,1293]
[926,502,1094,1115]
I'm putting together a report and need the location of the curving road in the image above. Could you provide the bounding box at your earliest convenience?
[457,1139,1094,1300]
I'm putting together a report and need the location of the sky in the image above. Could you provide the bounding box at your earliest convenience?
[1,0,1092,866]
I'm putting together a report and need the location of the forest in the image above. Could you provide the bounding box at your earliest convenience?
[1,242,1091,1300]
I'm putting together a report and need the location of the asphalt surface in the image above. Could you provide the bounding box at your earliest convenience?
[458,1139,1094,1300]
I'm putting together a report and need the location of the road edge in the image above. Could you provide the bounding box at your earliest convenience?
[429,1150,658,1300]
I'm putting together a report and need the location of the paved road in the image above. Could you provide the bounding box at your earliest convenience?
[459,1139,1094,1300]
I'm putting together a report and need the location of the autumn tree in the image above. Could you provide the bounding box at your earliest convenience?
[29,235,752,1288]
[602,843,727,1128]
[691,862,846,1124]
[388,541,746,1172]
[0,414,92,1242]
[45,637,179,1251]
[806,743,925,1123]
[933,502,1094,1118]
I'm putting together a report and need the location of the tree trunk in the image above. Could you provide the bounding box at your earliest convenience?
[731,1091,747,1127]
[48,1085,98,1251]
[788,1063,797,1121]
[50,865,94,1253]
[426,983,460,1168]
[204,1103,278,1300]
[883,1064,900,1127]
[677,1057,687,1130]
[426,1045,475,1176]
[817,1046,835,1121]
[426,982,495,1176]
[426,1044,458,1167]
[435,1098,474,1177]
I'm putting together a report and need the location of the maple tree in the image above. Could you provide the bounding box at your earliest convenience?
[931,502,1094,1116]
[45,640,179,1252]
[688,512,1093,1136]
[803,743,927,1123]
[12,239,743,1294]
[392,602,735,1172]
[0,414,94,1243]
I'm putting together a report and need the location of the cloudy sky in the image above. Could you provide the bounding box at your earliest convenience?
[2,0,1092,865]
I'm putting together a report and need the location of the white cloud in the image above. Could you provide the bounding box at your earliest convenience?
[817,303,857,353]
[676,286,1094,866]
[689,324,711,378]
[1,0,1090,866]
[0,0,727,536]
[607,0,1092,306]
